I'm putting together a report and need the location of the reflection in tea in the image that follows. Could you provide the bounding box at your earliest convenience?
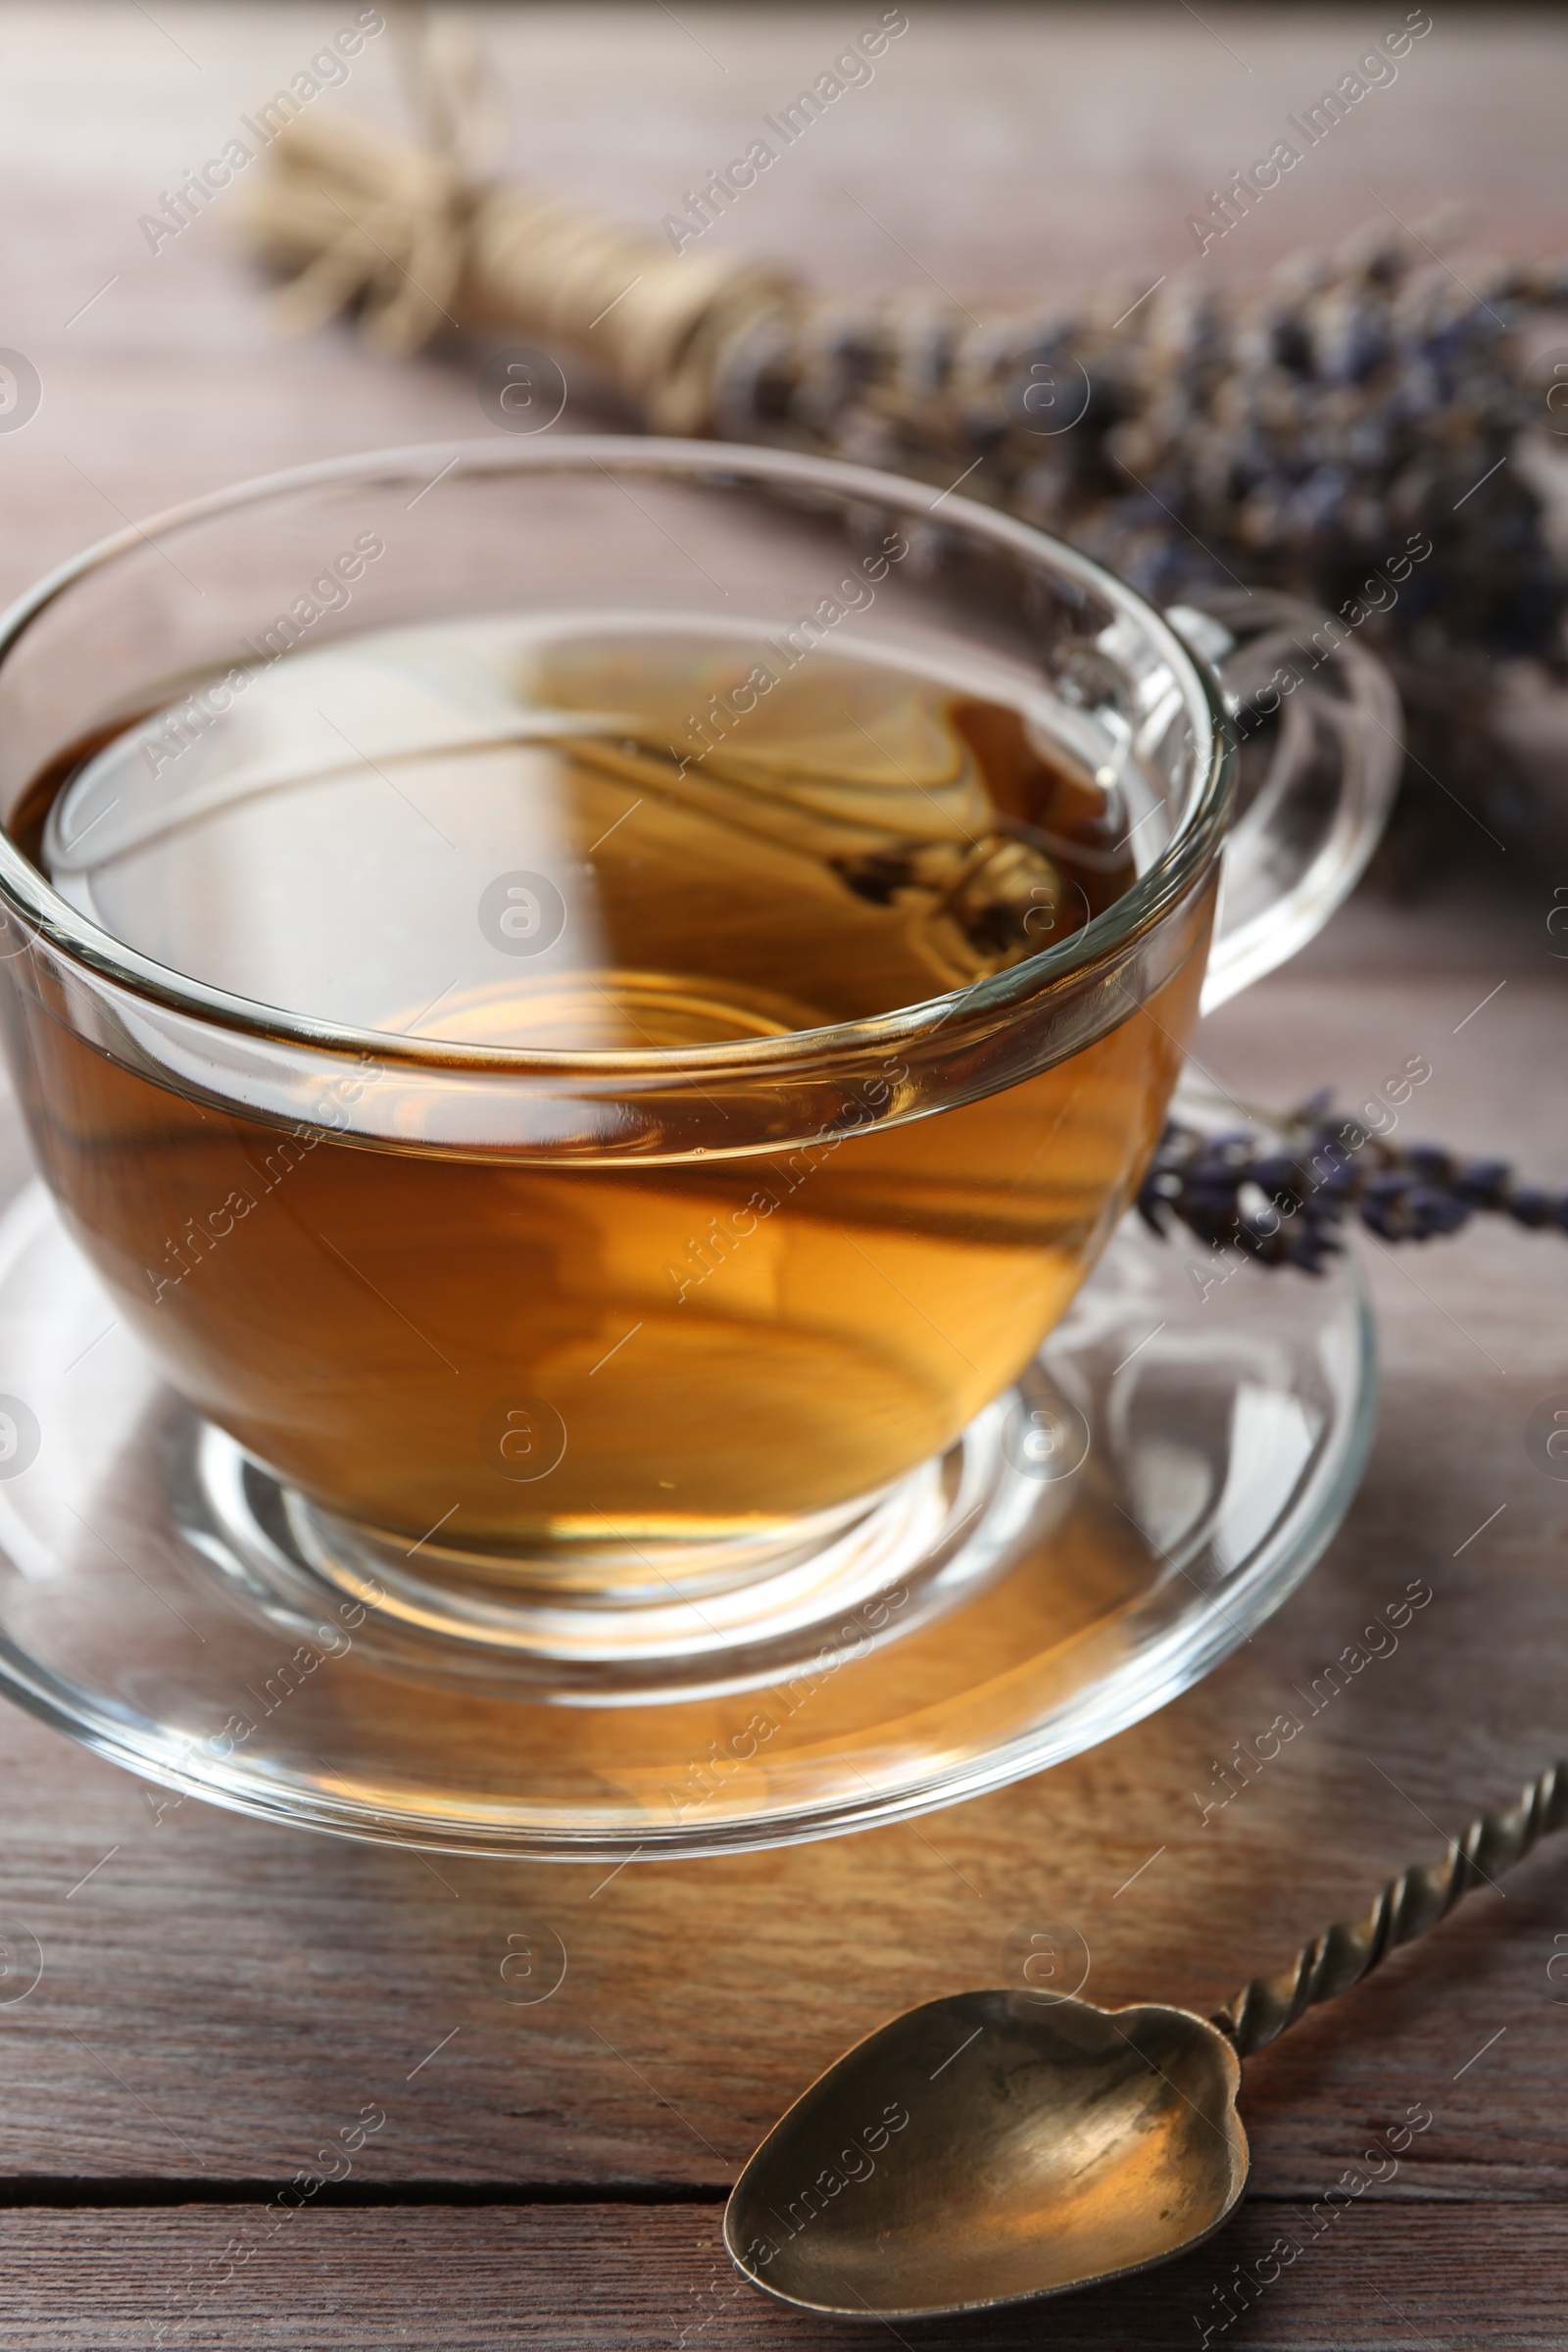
[8,618,1209,1554]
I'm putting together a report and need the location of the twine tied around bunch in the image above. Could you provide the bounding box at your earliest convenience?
[235,20,799,433]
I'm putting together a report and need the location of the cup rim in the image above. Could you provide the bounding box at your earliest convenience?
[0,435,1233,1077]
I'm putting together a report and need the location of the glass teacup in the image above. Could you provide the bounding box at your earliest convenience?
[0,440,1398,1671]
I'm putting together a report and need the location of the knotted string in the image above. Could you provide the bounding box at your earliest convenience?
[235,18,798,428]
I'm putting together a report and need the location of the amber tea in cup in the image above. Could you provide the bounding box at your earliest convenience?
[15,608,1211,1533]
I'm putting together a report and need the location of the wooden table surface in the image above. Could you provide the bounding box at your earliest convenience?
[2,6,1567,2344]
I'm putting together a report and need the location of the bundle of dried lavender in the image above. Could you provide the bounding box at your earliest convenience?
[235,75,1568,866]
[1139,1097,1567,1273]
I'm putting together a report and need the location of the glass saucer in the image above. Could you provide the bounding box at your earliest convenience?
[0,1178,1373,1860]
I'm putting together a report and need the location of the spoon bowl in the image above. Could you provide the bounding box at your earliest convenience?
[726,1764,1568,2323]
[723,1988,1248,2321]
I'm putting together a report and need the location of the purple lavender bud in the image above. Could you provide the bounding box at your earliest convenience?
[1250,1153,1302,1198]
[1506,1186,1556,1229]
[1185,1185,1245,1219]
[1364,1171,1411,1201]
[1316,1160,1355,1200]
[1287,1229,1339,1273]
[1135,1193,1169,1236]
[1404,1188,1469,1238]
[1455,1158,1511,1207]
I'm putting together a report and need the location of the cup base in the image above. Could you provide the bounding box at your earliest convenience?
[184,1390,1060,1696]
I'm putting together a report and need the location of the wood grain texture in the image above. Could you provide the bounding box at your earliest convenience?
[0,2203,1564,2349]
[0,4,1564,2344]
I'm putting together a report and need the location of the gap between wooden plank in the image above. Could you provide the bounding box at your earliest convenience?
[0,2180,732,2208]
[0,2180,1540,2209]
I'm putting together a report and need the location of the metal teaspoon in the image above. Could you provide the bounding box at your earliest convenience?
[723,1760,1568,2323]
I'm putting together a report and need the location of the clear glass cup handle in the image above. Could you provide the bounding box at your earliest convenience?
[1166,590,1404,1013]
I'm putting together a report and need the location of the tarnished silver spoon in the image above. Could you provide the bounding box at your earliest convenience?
[725,1761,1567,2323]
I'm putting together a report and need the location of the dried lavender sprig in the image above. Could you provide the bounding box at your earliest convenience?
[1137,1092,1568,1272]
[237,96,1568,871]
[711,222,1568,869]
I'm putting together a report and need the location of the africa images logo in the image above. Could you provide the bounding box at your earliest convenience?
[1184,9,1432,257]
[660,10,909,253]
[137,11,386,254]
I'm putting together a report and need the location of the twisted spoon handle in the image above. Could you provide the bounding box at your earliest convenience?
[1213,1760,1568,2058]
